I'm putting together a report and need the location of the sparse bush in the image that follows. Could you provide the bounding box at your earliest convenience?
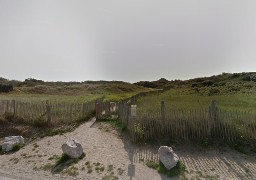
[208,88,220,96]
[202,80,214,86]
[12,143,24,152]
[134,123,144,142]
[146,161,158,169]
[107,165,114,172]
[27,85,48,94]
[0,146,4,155]
[44,153,85,174]
[191,83,198,88]
[43,163,55,171]
[146,160,186,177]
[0,84,13,93]
[102,175,118,180]
[117,167,125,175]
[242,75,251,81]
[32,119,48,128]
[24,78,44,87]
[63,166,79,176]
[231,73,240,78]
[200,138,212,148]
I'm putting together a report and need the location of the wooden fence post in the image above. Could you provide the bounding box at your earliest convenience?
[126,104,130,126]
[12,99,16,116]
[82,103,86,117]
[130,105,137,143]
[46,100,52,126]
[208,100,218,138]
[95,100,99,120]
[106,102,111,116]
[161,100,165,121]
[6,100,9,113]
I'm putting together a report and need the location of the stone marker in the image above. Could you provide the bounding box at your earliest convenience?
[61,139,83,158]
[158,146,179,170]
[2,136,24,152]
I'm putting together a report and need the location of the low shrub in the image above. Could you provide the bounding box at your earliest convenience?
[202,80,214,86]
[32,119,48,128]
[99,116,127,132]
[0,146,4,155]
[134,123,144,142]
[146,160,158,169]
[146,160,186,177]
[51,153,85,173]
[0,84,13,93]
[12,143,24,152]
[208,88,220,96]
[200,138,212,148]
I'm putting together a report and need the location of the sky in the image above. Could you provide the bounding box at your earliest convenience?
[0,0,256,83]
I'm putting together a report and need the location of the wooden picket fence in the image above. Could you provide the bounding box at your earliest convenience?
[117,100,256,143]
[95,100,118,120]
[0,100,96,126]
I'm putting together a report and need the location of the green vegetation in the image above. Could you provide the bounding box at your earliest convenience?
[0,78,152,103]
[99,117,127,132]
[107,165,114,172]
[188,170,219,179]
[0,78,151,141]
[54,153,85,167]
[88,168,93,173]
[134,74,256,147]
[12,143,24,152]
[135,72,256,112]
[145,160,159,169]
[0,84,13,93]
[137,90,256,113]
[134,123,144,142]
[63,166,79,177]
[0,146,3,155]
[232,142,248,155]
[95,164,105,173]
[0,106,95,140]
[135,72,256,92]
[85,161,93,173]
[146,160,186,177]
[200,138,212,148]
[43,153,85,175]
[55,153,72,165]
[117,168,125,175]
[102,175,118,180]
[42,163,55,171]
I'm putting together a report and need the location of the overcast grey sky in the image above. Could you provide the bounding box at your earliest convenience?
[0,0,256,82]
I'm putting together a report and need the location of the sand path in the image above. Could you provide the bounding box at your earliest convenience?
[0,118,256,180]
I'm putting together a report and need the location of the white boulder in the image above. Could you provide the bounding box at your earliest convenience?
[2,136,24,152]
[61,139,83,158]
[158,146,179,170]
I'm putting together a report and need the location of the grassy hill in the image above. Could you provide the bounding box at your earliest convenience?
[135,72,256,96]
[134,72,256,112]
[0,78,153,103]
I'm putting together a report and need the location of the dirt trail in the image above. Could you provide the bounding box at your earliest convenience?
[0,118,256,180]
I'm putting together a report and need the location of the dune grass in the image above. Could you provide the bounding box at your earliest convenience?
[0,81,152,103]
[146,160,186,177]
[136,89,256,113]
